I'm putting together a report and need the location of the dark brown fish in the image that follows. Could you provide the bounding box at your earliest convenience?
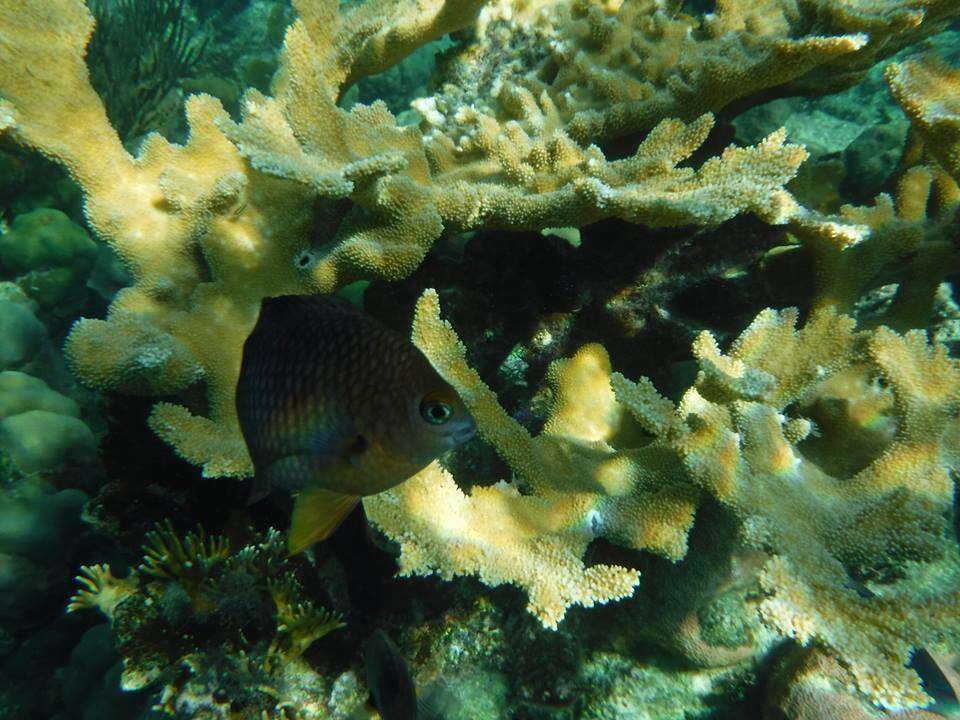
[236,295,474,553]
[365,630,418,720]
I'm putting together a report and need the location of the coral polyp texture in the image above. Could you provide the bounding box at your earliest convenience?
[364,289,960,708]
[791,164,960,329]
[4,0,958,470]
[887,54,960,183]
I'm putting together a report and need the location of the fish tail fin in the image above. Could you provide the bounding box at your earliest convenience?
[288,487,360,555]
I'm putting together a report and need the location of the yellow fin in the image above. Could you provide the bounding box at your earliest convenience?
[288,487,359,555]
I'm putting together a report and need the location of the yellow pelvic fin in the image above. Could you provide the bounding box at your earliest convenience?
[288,487,360,555]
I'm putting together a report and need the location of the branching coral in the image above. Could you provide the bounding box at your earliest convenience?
[0,0,843,474]
[366,289,701,628]
[67,523,344,705]
[887,54,960,184]
[138,520,230,592]
[67,563,138,617]
[267,574,344,662]
[429,0,960,145]
[368,290,960,709]
[790,164,960,330]
[615,310,960,709]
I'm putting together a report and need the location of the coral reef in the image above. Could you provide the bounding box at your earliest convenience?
[888,54,960,183]
[67,523,351,716]
[0,1,958,718]
[366,289,960,709]
[8,0,955,470]
[0,208,98,321]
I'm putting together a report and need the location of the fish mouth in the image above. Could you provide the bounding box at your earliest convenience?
[451,420,477,444]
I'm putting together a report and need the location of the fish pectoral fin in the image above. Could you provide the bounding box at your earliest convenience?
[288,487,360,555]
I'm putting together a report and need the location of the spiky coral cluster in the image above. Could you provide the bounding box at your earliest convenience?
[4,0,956,469]
[365,289,960,709]
[68,524,343,696]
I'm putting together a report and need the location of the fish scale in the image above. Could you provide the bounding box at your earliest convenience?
[236,294,475,553]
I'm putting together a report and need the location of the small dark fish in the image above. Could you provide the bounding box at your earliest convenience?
[365,630,418,720]
[236,295,475,553]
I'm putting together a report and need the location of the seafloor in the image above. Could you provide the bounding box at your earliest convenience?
[0,1,959,719]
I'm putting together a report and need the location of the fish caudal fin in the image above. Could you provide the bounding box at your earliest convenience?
[288,487,360,555]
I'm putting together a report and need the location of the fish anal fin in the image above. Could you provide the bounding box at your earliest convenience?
[288,487,359,555]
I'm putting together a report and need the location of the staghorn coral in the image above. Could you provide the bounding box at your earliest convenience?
[0,0,847,474]
[426,0,960,146]
[66,564,138,618]
[267,574,344,663]
[366,289,701,628]
[790,164,960,330]
[368,289,960,709]
[616,309,960,709]
[887,54,960,184]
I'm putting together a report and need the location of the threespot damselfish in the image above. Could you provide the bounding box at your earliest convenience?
[236,295,475,554]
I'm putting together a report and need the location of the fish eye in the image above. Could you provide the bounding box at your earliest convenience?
[420,399,454,425]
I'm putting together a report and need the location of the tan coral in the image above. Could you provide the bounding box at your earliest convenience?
[66,564,138,620]
[365,289,701,628]
[368,291,959,705]
[0,0,816,475]
[790,165,960,330]
[365,463,644,629]
[427,0,959,147]
[887,54,960,183]
[614,309,960,709]
[765,646,949,720]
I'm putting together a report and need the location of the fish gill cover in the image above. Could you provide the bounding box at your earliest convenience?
[0,0,958,718]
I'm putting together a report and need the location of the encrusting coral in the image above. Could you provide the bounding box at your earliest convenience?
[5,0,956,470]
[365,289,960,709]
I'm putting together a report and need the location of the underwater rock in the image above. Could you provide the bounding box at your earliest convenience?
[0,299,47,373]
[0,208,98,320]
[0,409,96,477]
[58,624,145,720]
[0,371,80,421]
[0,479,86,619]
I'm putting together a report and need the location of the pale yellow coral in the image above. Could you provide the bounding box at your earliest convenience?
[0,0,815,473]
[429,0,959,147]
[887,54,960,183]
[365,288,700,627]
[66,564,137,619]
[368,291,959,705]
[790,165,960,330]
[614,309,960,709]
[64,313,203,396]
[366,463,643,629]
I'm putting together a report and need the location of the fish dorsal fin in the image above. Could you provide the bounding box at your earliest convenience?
[288,487,360,555]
